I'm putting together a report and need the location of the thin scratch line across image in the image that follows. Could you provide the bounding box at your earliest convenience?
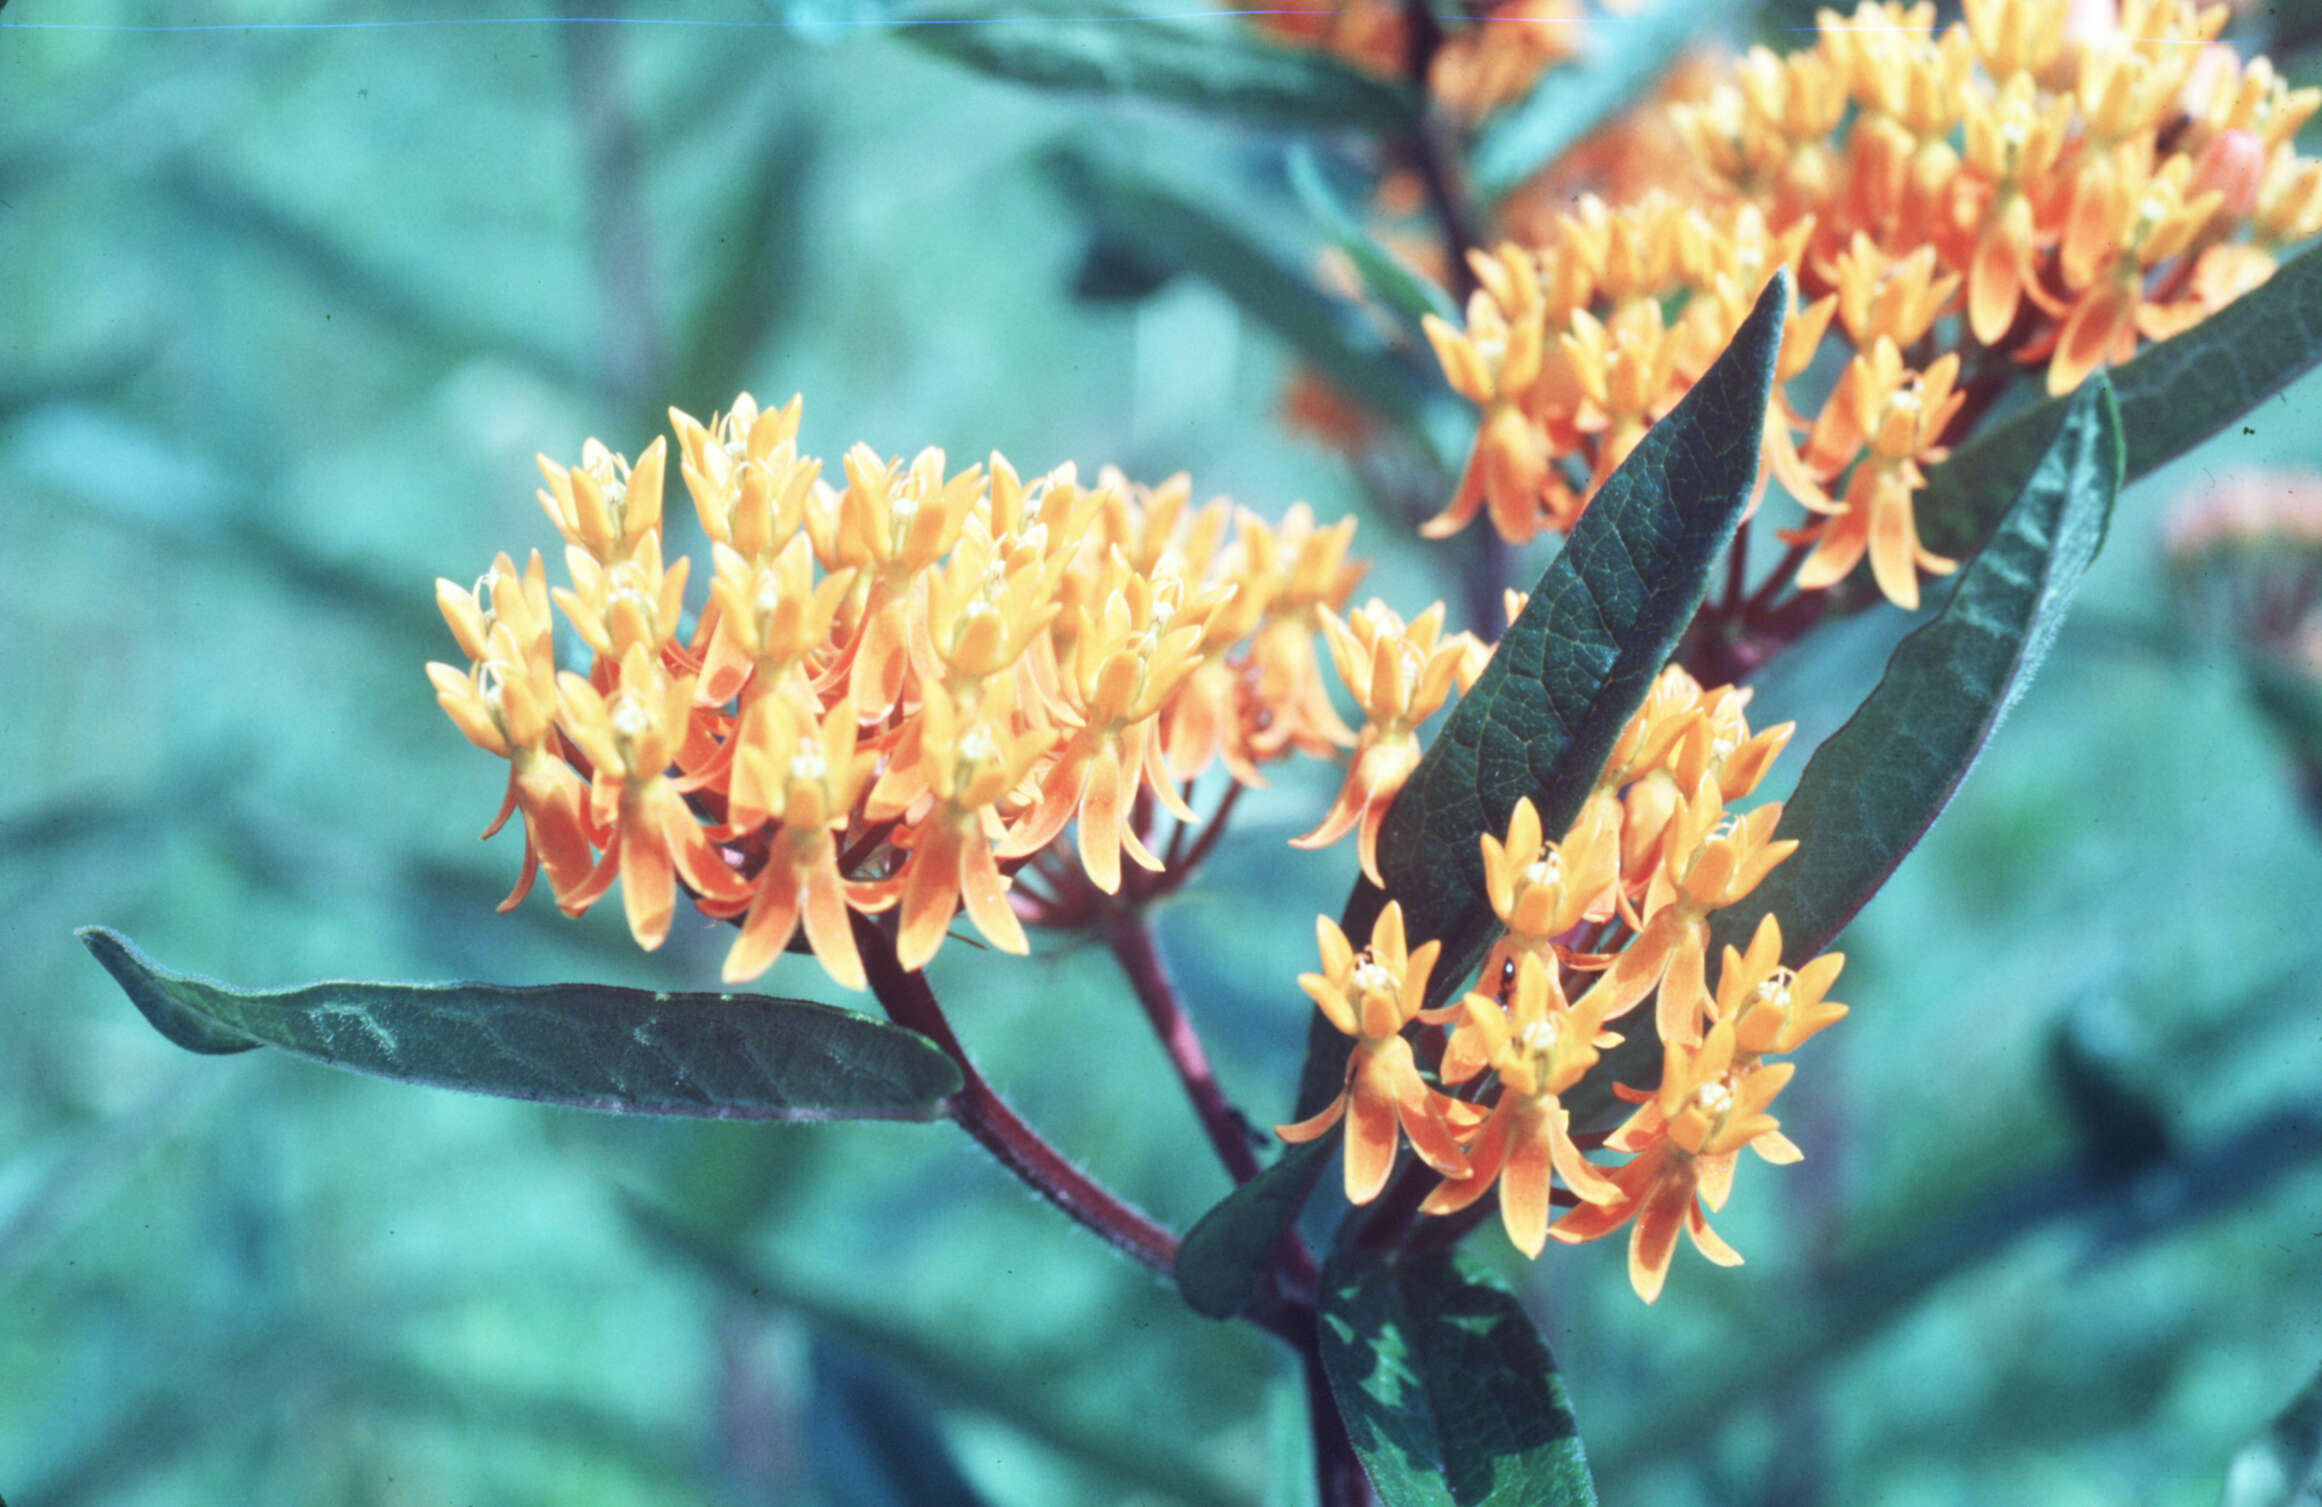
[0,13,2213,41]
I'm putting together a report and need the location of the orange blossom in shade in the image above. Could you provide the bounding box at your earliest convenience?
[426,552,597,912]
[1581,775,1797,1047]
[1477,794,1621,980]
[1421,953,1620,1256]
[1786,338,1965,610]
[555,643,751,951]
[1292,600,1488,885]
[1276,903,1474,1205]
[1549,1016,1798,1303]
[701,693,883,991]
[872,678,1056,974]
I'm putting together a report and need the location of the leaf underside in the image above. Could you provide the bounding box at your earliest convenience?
[79,927,963,1121]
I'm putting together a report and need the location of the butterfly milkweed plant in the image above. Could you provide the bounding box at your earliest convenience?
[71,1,2322,1502]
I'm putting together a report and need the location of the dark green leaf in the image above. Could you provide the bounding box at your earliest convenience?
[1921,240,2322,559]
[1173,1136,1333,1319]
[2222,1355,2322,1507]
[1046,146,1450,443]
[900,7,1415,132]
[810,1337,994,1507]
[1704,375,2122,974]
[1295,269,1786,1120]
[1468,0,1705,198]
[1319,1244,1597,1506]
[78,927,962,1121]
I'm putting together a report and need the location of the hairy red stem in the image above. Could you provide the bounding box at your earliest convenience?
[851,912,1181,1277]
[1102,907,1265,1185]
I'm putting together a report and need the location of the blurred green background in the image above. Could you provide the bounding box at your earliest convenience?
[6,2,2322,1504]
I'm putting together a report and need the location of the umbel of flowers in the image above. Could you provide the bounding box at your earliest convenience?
[1281,663,1846,1301]
[431,394,1848,1302]
[1424,0,2322,608]
[429,395,1370,989]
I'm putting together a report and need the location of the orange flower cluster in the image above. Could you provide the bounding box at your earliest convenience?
[1252,0,1589,123]
[1427,0,2322,608]
[428,395,1368,988]
[1282,665,1847,1301]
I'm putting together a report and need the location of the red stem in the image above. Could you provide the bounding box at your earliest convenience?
[1101,906,1265,1185]
[850,912,1181,1277]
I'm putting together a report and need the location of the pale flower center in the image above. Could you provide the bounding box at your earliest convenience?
[958,727,998,765]
[1523,851,1563,890]
[1694,1080,1735,1117]
[1518,1019,1559,1055]
[788,749,829,785]
[1350,958,1395,997]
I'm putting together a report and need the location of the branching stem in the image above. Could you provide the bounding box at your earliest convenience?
[1102,906,1265,1185]
[851,912,1181,1277]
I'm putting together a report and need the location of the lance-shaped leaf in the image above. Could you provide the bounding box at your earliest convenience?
[1045,145,1450,444]
[1288,145,1460,328]
[1469,0,1700,198]
[1708,374,2122,972]
[79,927,962,1121]
[1173,1136,1333,1320]
[901,7,1415,133]
[1292,270,1787,1122]
[1921,240,2322,559]
[2223,1355,2322,1507]
[1552,381,2128,1130]
[1318,1243,1597,1506]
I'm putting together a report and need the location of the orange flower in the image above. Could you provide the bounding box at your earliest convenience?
[1713,913,1848,1055]
[555,644,751,950]
[1790,338,1965,608]
[427,551,597,912]
[1549,1017,1797,1302]
[1479,794,1621,973]
[536,437,667,566]
[1422,954,1620,1255]
[1001,551,1218,893]
[877,679,1056,973]
[1276,903,1473,1204]
[706,694,883,989]
[2042,146,2222,395]
[1292,601,1486,884]
[1581,776,1796,1045]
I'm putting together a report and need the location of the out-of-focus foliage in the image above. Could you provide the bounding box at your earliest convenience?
[6,3,2322,1506]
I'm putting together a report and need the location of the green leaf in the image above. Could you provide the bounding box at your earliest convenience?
[1920,239,2322,560]
[1045,146,1452,447]
[1318,1243,1597,1506]
[1287,145,1460,328]
[78,927,962,1121]
[1704,374,2122,975]
[1469,0,1704,199]
[900,7,1415,132]
[1173,1136,1334,1320]
[1294,269,1787,1120]
[2222,1356,2322,1507]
